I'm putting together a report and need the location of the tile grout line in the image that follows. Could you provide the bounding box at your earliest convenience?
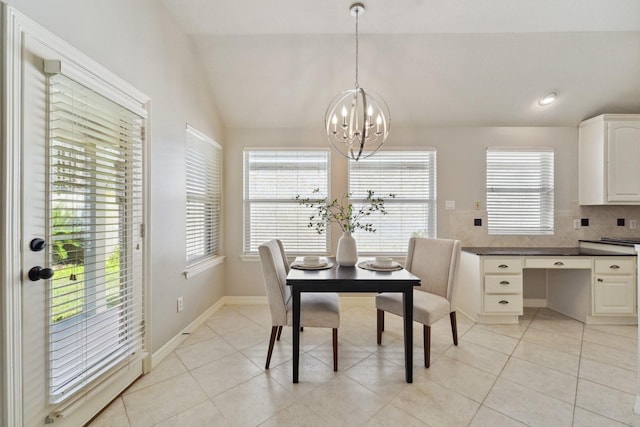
[466,308,540,426]
[570,317,586,426]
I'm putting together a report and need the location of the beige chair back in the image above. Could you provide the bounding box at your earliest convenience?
[258,239,291,326]
[404,237,462,301]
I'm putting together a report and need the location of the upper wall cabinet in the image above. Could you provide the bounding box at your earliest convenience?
[579,114,640,205]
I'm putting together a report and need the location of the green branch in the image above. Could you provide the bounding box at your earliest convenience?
[295,189,395,234]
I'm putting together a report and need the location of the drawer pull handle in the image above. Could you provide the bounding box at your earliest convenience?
[597,278,604,282]
[499,281,510,285]
[498,300,509,304]
[610,265,620,270]
[498,264,508,269]
[553,261,564,266]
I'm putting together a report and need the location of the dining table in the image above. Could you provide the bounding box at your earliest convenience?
[286,257,421,383]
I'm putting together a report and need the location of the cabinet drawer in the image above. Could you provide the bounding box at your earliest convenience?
[524,257,591,269]
[485,275,523,294]
[594,258,635,275]
[483,258,522,274]
[483,294,523,314]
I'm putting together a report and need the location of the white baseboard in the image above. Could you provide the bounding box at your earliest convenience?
[223,296,268,305]
[151,297,226,368]
[524,298,547,308]
[585,315,637,325]
[454,307,476,323]
[338,296,376,305]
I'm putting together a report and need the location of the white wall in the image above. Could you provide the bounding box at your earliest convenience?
[5,0,226,352]
[224,125,582,296]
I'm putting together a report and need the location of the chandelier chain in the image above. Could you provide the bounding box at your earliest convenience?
[354,7,359,88]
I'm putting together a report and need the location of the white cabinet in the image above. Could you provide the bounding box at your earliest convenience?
[482,257,523,315]
[593,258,636,315]
[579,114,640,205]
[457,250,638,325]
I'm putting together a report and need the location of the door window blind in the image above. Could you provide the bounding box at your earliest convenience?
[349,150,437,254]
[186,126,222,264]
[486,147,554,235]
[47,73,145,404]
[243,149,330,254]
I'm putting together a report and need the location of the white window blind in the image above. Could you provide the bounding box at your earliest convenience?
[47,73,145,404]
[243,149,330,255]
[349,150,437,254]
[486,147,554,235]
[186,125,222,264]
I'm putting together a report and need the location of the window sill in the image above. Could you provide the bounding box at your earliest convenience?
[184,256,225,279]
[241,255,305,264]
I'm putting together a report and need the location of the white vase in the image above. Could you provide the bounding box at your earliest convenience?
[336,231,357,267]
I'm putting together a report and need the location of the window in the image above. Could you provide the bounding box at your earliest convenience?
[186,125,222,264]
[243,149,330,255]
[486,147,554,235]
[349,150,437,254]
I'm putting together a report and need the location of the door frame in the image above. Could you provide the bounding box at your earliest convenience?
[1,5,152,426]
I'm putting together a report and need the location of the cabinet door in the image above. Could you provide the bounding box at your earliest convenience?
[594,275,636,314]
[607,121,640,202]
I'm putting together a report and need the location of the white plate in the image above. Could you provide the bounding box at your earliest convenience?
[291,262,333,270]
[358,261,403,271]
[372,261,394,268]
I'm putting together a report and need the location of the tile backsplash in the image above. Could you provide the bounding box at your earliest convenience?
[448,203,640,247]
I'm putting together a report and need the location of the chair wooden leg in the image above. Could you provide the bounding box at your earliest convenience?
[276,325,283,341]
[266,326,278,369]
[376,309,384,345]
[450,311,458,346]
[332,328,338,371]
[424,325,431,368]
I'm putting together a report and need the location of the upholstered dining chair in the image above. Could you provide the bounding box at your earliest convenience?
[376,237,462,368]
[258,239,340,370]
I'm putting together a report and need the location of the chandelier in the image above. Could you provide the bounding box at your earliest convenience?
[325,3,390,161]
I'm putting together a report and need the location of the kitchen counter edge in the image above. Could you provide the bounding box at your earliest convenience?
[462,247,637,256]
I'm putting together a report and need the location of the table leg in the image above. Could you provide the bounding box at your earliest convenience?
[403,287,413,383]
[292,288,301,383]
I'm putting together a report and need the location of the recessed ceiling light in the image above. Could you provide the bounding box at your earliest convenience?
[538,92,557,106]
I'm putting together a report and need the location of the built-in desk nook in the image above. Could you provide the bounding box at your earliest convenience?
[456,245,638,325]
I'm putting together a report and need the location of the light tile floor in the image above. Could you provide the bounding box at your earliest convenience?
[89,300,640,426]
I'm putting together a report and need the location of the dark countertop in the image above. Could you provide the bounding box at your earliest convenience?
[579,239,638,248]
[462,247,636,256]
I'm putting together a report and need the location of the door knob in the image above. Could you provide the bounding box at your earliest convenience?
[29,238,46,252]
[28,266,54,281]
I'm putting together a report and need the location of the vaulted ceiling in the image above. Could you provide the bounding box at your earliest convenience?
[161,0,640,129]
